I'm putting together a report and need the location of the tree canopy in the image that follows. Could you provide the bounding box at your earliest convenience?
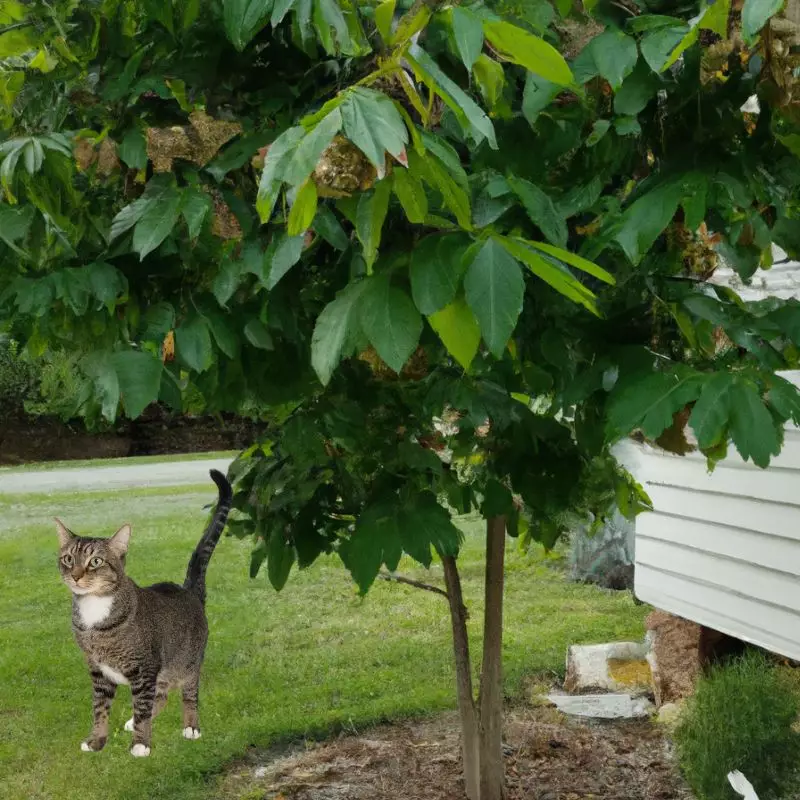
[4,0,800,794]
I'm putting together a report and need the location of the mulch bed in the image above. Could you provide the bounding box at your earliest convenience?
[219,708,693,800]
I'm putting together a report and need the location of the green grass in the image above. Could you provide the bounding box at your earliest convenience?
[0,486,647,800]
[675,651,800,800]
[0,450,236,473]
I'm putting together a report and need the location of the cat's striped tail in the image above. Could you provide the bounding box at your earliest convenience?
[184,469,233,604]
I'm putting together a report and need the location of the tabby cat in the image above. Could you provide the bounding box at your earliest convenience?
[56,469,232,757]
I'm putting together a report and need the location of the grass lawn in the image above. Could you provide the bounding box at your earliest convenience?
[0,484,647,800]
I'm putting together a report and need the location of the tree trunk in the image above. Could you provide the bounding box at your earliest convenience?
[442,555,481,800]
[478,516,507,800]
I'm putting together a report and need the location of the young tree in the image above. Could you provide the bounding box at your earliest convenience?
[3,0,800,797]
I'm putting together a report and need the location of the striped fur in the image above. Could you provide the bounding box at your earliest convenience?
[184,469,232,604]
[57,469,233,757]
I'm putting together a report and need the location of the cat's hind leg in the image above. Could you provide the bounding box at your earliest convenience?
[181,673,202,740]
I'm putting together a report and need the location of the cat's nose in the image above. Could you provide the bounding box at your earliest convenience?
[71,567,85,581]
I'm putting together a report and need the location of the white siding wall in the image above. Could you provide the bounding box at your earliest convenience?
[615,239,800,658]
[612,249,800,658]
[616,429,800,660]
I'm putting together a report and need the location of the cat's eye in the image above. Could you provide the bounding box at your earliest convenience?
[88,556,104,569]
[61,554,74,567]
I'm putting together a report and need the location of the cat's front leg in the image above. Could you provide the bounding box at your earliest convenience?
[129,670,158,757]
[80,667,117,752]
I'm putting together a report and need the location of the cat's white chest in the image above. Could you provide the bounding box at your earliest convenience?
[76,594,114,628]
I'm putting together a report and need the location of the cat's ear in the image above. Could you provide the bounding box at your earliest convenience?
[54,518,74,548]
[108,524,132,557]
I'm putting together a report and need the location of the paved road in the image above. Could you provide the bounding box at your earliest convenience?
[0,458,233,495]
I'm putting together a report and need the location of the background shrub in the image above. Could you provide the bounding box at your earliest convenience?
[0,336,37,421]
[674,650,800,800]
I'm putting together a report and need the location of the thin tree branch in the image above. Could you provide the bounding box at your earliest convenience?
[378,571,449,598]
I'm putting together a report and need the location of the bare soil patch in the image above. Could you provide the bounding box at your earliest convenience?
[220,708,692,800]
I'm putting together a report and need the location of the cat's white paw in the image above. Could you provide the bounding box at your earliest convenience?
[80,741,94,752]
[130,744,151,757]
[124,717,134,732]
[182,727,202,740]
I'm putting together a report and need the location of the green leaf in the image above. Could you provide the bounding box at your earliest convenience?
[507,176,567,247]
[359,276,423,373]
[341,504,401,594]
[283,108,342,186]
[181,190,212,239]
[525,240,614,285]
[742,0,784,41]
[606,368,705,440]
[473,54,505,110]
[464,238,524,357]
[224,0,274,50]
[0,27,38,59]
[267,529,295,590]
[356,180,391,268]
[244,318,274,349]
[496,235,599,314]
[522,73,559,125]
[410,233,469,315]
[112,351,163,419]
[311,279,370,385]
[287,179,318,235]
[406,45,497,149]
[375,0,396,42]
[87,262,128,306]
[272,0,296,25]
[587,119,611,146]
[256,126,305,223]
[614,116,641,136]
[767,375,800,424]
[428,298,481,371]
[482,479,513,517]
[205,312,239,359]
[0,203,34,251]
[110,196,154,240]
[266,234,305,289]
[176,316,214,372]
[616,181,683,265]
[340,88,408,170]
[393,167,428,224]
[313,206,350,250]
[452,6,484,71]
[81,353,121,423]
[408,150,471,229]
[589,29,638,90]
[213,256,243,307]
[641,26,688,72]
[119,128,148,170]
[250,535,268,578]
[689,371,734,449]
[141,302,175,340]
[699,0,731,36]
[23,139,44,175]
[729,378,781,467]
[132,185,184,260]
[614,61,660,115]
[483,19,573,86]
[400,492,463,566]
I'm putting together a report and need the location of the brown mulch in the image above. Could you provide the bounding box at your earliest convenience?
[219,709,693,800]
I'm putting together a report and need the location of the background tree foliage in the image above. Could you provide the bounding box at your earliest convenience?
[4,0,800,795]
